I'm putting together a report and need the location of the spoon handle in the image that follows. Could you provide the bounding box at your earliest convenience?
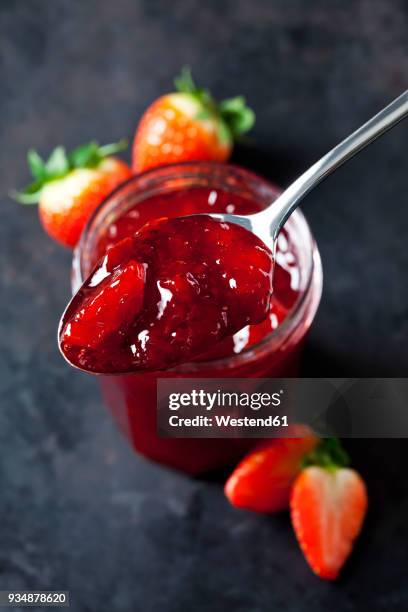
[263,90,408,238]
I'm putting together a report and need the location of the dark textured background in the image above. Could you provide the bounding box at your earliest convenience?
[1,1,407,610]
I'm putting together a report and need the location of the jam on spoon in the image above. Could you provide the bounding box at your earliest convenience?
[59,214,274,373]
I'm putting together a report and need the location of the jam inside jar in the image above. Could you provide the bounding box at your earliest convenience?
[73,163,323,474]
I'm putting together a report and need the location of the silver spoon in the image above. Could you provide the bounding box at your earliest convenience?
[206,90,408,251]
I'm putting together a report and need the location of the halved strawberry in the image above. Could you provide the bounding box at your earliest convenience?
[290,439,368,580]
[132,67,255,173]
[225,425,319,513]
[12,140,131,248]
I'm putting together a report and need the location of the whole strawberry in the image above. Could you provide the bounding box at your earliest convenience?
[13,140,131,248]
[290,438,368,580]
[225,425,319,513]
[132,67,255,173]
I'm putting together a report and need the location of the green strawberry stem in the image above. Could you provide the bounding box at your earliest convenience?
[302,437,350,472]
[11,139,128,205]
[174,66,255,143]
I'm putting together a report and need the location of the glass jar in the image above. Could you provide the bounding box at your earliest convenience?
[72,163,323,474]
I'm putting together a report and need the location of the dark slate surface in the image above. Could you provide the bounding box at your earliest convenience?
[1,1,407,610]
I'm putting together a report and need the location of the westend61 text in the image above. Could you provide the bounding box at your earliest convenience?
[168,414,289,428]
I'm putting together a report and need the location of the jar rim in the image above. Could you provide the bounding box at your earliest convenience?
[72,161,323,374]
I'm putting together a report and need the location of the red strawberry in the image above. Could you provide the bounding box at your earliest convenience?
[290,440,368,580]
[225,425,319,513]
[13,140,131,248]
[132,67,255,173]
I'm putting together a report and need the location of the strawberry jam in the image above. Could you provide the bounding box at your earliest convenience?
[68,163,322,474]
[60,215,274,373]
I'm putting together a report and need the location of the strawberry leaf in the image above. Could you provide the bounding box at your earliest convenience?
[70,139,128,169]
[69,141,100,168]
[97,139,128,158]
[27,150,45,180]
[174,66,196,94]
[195,109,211,121]
[216,120,232,144]
[220,96,255,137]
[175,67,214,109]
[302,437,350,470]
[10,180,44,204]
[45,146,69,178]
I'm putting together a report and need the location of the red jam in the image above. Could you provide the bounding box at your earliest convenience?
[89,187,300,358]
[69,173,318,475]
[60,214,274,373]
